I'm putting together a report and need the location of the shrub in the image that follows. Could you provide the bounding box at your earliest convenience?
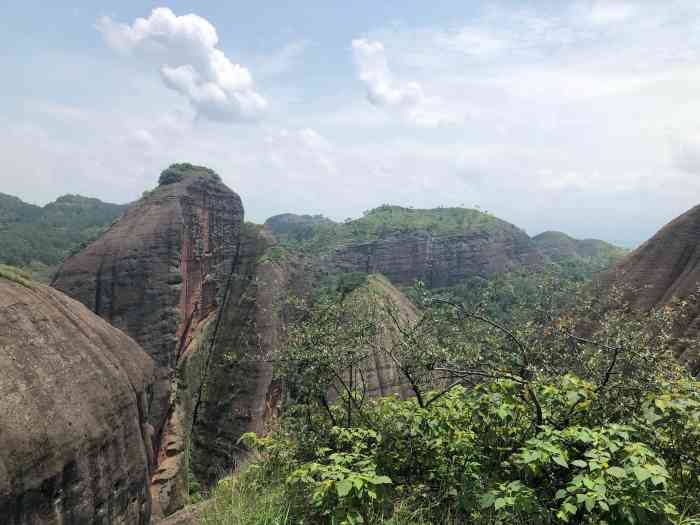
[158,163,221,185]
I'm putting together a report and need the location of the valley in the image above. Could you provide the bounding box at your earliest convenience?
[1,163,697,524]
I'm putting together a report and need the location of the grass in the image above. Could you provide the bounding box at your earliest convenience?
[200,468,290,525]
[199,454,436,525]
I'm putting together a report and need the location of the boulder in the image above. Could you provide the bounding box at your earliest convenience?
[0,272,154,524]
[600,204,700,373]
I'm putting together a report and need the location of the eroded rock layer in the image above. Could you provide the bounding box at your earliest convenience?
[191,225,307,485]
[52,166,244,515]
[52,168,243,433]
[602,204,700,373]
[0,277,154,524]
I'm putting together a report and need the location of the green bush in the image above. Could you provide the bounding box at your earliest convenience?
[228,374,699,524]
[158,163,221,185]
[205,273,700,524]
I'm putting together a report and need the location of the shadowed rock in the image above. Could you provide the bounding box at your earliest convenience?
[601,204,700,373]
[191,225,308,485]
[0,274,154,524]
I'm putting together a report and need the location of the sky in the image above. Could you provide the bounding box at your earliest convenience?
[2,1,700,247]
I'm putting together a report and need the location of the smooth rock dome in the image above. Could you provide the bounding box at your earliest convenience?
[0,275,155,524]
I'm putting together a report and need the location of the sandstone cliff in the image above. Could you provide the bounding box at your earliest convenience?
[265,206,545,288]
[52,164,244,515]
[191,224,307,485]
[340,274,420,400]
[601,204,700,373]
[0,268,154,524]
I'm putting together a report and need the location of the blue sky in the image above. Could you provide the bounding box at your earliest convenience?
[2,1,700,246]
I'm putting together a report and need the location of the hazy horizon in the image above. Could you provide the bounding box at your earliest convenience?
[2,1,700,247]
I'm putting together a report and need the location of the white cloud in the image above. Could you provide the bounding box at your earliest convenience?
[8,2,700,248]
[97,7,267,122]
[587,1,638,24]
[351,39,424,108]
[351,38,455,127]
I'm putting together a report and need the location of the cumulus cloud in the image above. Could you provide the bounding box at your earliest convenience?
[97,7,267,123]
[351,39,424,107]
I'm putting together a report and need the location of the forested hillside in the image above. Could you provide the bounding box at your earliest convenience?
[0,193,127,280]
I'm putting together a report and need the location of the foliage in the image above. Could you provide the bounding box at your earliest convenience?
[205,268,700,524]
[158,162,221,185]
[0,192,126,275]
[267,205,503,256]
[533,231,629,273]
[226,372,700,524]
[259,245,291,264]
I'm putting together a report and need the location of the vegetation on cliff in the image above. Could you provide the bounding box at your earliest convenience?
[533,231,629,276]
[266,205,506,256]
[158,162,222,185]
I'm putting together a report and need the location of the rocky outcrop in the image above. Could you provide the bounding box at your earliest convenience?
[265,207,545,289]
[341,274,420,400]
[0,273,154,524]
[601,204,700,373]
[52,164,244,515]
[191,225,307,485]
[324,229,543,288]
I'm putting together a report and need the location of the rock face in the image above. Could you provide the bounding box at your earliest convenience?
[0,275,154,524]
[265,207,546,289]
[325,229,543,288]
[341,274,420,400]
[601,204,700,373]
[52,165,244,515]
[191,225,307,485]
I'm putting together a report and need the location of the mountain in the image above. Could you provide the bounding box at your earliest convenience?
[266,207,628,289]
[263,212,337,244]
[0,266,154,524]
[48,163,630,517]
[52,164,245,516]
[601,204,700,373]
[533,230,628,263]
[266,206,546,288]
[50,165,433,517]
[0,192,127,280]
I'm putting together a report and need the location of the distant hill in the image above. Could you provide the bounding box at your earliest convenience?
[0,192,127,280]
[265,206,627,289]
[266,205,507,254]
[533,230,629,278]
[264,213,338,245]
